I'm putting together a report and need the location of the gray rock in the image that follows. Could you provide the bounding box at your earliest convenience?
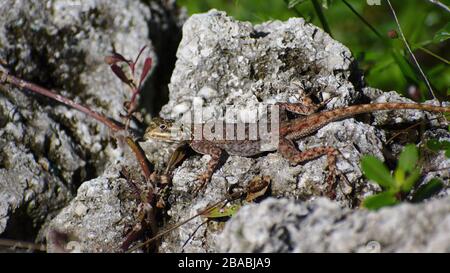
[219,197,450,252]
[157,9,363,253]
[161,10,360,121]
[363,88,445,126]
[43,136,180,252]
[0,0,184,243]
[4,6,447,253]
[155,10,449,253]
[45,163,136,253]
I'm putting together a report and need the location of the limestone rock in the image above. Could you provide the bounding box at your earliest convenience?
[0,0,184,243]
[220,197,450,252]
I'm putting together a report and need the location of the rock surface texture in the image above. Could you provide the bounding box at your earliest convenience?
[219,197,450,252]
[155,10,449,253]
[0,0,184,244]
[1,8,448,253]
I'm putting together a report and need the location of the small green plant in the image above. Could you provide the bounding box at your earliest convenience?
[361,144,444,210]
[426,139,450,159]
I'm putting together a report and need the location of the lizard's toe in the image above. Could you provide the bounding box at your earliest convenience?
[193,172,211,194]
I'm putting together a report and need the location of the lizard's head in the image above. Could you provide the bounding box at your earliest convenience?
[144,117,187,142]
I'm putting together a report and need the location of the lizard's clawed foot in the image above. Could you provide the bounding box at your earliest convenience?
[324,158,338,199]
[193,172,211,195]
[325,176,337,199]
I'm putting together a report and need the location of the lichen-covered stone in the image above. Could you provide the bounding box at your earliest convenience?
[156,10,449,253]
[45,164,136,253]
[0,0,185,243]
[161,10,360,122]
[219,197,450,252]
[3,7,447,253]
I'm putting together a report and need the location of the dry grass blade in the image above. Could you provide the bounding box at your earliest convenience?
[165,144,189,174]
[126,197,228,253]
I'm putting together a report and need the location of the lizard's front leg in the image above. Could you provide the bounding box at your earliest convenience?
[276,100,319,122]
[276,96,333,121]
[190,140,224,193]
[278,138,338,198]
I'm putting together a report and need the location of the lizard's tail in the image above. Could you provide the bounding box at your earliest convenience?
[330,102,450,118]
[285,102,449,139]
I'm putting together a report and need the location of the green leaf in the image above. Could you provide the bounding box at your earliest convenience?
[398,144,418,173]
[362,192,399,210]
[401,169,421,192]
[427,140,450,158]
[412,179,444,203]
[201,204,241,219]
[361,156,395,189]
[440,140,450,148]
[427,139,450,152]
[427,139,442,151]
[393,168,405,190]
[433,23,450,43]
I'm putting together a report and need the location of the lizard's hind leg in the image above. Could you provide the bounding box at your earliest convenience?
[276,95,334,121]
[278,138,338,198]
[190,140,225,194]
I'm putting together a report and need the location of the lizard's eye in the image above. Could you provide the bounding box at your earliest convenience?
[159,124,167,131]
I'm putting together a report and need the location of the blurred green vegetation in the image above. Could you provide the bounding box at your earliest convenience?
[177,0,450,100]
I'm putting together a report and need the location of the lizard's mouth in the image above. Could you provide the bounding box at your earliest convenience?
[144,132,176,142]
[144,128,187,142]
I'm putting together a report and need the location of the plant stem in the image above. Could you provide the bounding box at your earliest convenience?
[426,0,450,13]
[125,137,154,181]
[126,197,228,253]
[417,46,450,65]
[1,71,125,132]
[342,0,384,41]
[311,0,332,37]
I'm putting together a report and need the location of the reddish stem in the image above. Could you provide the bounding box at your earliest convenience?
[125,136,154,181]
[132,45,148,74]
[2,72,124,132]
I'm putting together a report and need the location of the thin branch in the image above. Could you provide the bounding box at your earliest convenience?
[181,220,209,252]
[342,0,384,40]
[385,121,425,144]
[125,137,154,182]
[386,0,437,100]
[311,0,333,37]
[0,70,125,132]
[126,197,228,253]
[417,46,450,65]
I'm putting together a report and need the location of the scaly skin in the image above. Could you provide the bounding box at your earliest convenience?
[145,102,450,196]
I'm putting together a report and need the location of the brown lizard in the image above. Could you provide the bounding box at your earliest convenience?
[144,101,450,197]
